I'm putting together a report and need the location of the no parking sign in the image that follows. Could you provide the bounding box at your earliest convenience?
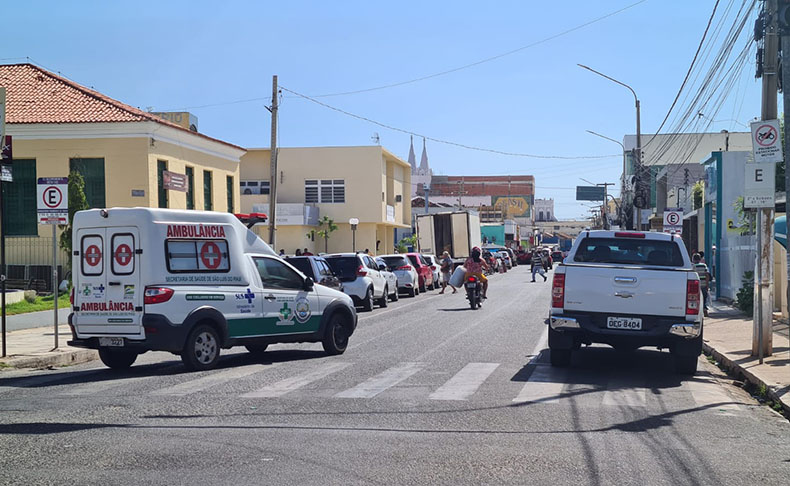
[37,177,68,224]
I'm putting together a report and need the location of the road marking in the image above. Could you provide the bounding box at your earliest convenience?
[602,380,647,407]
[150,364,271,396]
[0,369,104,395]
[429,363,499,401]
[335,362,423,398]
[686,375,741,412]
[512,364,566,404]
[58,363,185,396]
[241,362,351,398]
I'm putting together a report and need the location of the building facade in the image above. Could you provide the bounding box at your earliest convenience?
[533,198,556,222]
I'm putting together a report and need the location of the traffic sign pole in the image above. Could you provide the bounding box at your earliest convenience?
[52,223,58,349]
[37,177,68,349]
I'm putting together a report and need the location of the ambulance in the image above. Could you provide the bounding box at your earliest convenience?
[67,208,357,371]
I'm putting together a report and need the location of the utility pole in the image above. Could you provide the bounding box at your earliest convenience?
[755,0,779,359]
[268,75,279,249]
[781,0,790,354]
[455,178,467,210]
[0,86,6,358]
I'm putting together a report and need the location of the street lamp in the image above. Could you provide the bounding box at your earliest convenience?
[586,130,629,229]
[579,64,642,227]
[349,218,359,252]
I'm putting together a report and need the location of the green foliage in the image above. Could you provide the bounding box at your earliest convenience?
[58,171,90,262]
[735,271,754,317]
[692,181,704,210]
[732,197,755,235]
[315,216,338,253]
[396,234,417,253]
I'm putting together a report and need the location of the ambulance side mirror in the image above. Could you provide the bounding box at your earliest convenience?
[303,277,315,292]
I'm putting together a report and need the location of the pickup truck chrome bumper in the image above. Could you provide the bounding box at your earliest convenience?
[549,316,580,330]
[668,322,702,339]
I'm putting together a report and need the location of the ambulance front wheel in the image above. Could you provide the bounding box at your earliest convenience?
[98,348,138,370]
[322,313,351,355]
[181,324,221,371]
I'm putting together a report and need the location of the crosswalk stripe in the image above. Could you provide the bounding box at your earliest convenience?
[335,362,423,398]
[429,363,499,401]
[241,362,352,398]
[512,364,566,404]
[686,376,741,412]
[150,364,271,396]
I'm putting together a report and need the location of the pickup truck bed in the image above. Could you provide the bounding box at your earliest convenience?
[548,231,703,374]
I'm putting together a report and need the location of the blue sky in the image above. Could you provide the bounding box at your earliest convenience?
[2,0,761,219]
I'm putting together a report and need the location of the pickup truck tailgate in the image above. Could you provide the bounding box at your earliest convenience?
[563,265,688,318]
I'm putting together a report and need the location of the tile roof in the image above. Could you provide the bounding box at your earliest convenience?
[0,63,243,150]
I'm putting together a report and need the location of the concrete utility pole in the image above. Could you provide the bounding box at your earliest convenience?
[268,75,279,248]
[755,0,779,359]
[0,86,6,358]
[781,1,790,354]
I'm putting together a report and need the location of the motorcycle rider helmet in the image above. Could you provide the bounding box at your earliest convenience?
[471,246,482,262]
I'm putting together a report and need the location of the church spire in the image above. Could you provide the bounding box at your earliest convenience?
[407,135,417,173]
[419,137,431,174]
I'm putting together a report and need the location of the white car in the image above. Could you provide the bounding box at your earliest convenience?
[374,257,400,302]
[380,254,420,297]
[423,255,442,288]
[324,253,388,311]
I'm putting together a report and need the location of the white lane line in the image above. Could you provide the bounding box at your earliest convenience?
[335,362,424,399]
[602,381,647,407]
[512,364,566,404]
[686,375,741,412]
[429,362,499,401]
[150,364,272,396]
[241,362,352,398]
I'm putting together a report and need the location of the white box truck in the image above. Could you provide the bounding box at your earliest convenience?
[67,208,357,371]
[416,211,482,261]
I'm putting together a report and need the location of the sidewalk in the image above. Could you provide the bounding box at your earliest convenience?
[703,301,790,414]
[0,324,97,369]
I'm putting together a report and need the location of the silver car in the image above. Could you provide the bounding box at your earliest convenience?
[324,253,388,311]
[380,254,420,297]
[375,257,400,302]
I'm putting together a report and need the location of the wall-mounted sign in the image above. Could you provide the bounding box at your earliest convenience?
[163,170,188,192]
[744,162,776,209]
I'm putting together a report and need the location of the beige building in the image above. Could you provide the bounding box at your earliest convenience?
[0,63,245,268]
[240,146,411,255]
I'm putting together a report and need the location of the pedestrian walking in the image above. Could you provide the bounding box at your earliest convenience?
[531,250,547,282]
[692,253,711,316]
[438,251,457,294]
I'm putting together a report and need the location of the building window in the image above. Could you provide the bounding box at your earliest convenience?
[547,211,551,220]
[185,167,195,210]
[203,170,213,211]
[157,160,168,208]
[227,175,234,213]
[70,158,105,208]
[2,159,37,235]
[305,179,344,203]
[539,210,544,221]
[240,180,270,195]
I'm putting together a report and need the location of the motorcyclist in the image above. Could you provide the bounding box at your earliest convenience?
[464,246,490,299]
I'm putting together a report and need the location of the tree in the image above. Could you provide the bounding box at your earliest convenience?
[58,171,90,264]
[396,233,417,253]
[312,216,338,253]
[692,181,704,210]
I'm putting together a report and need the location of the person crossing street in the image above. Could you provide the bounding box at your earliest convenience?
[531,249,547,282]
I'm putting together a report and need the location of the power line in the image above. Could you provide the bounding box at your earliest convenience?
[308,0,649,98]
[280,86,619,160]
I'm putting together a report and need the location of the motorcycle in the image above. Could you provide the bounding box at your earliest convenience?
[465,275,482,310]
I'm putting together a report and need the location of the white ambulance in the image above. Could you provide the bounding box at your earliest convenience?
[67,208,357,371]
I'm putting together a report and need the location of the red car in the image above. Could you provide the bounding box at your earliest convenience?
[405,252,435,292]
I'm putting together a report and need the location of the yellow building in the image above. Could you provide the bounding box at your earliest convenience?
[240,146,411,255]
[0,63,245,268]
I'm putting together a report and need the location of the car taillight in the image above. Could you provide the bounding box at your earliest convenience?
[144,287,174,305]
[397,265,412,271]
[686,280,700,315]
[552,274,565,308]
[356,265,368,277]
[70,287,74,306]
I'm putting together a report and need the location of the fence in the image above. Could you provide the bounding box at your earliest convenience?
[3,237,70,293]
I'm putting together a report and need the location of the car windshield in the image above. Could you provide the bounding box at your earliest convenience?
[324,256,359,279]
[383,256,408,268]
[285,257,312,277]
[572,237,685,267]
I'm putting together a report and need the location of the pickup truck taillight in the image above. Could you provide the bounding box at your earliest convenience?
[144,287,174,305]
[356,265,368,277]
[552,273,565,308]
[686,280,700,315]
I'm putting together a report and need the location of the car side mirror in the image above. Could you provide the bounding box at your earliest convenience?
[303,277,314,291]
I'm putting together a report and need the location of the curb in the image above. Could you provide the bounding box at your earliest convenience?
[703,342,790,415]
[0,348,98,369]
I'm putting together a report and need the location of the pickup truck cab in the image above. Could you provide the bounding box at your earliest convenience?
[68,208,357,371]
[548,230,703,374]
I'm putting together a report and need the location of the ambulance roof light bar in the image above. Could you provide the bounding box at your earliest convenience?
[234,213,268,228]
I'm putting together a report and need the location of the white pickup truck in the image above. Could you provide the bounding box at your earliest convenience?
[548,230,703,374]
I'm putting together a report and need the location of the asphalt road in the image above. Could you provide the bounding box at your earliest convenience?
[1,266,789,485]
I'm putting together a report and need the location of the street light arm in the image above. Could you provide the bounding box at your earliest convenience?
[585,130,625,150]
[578,64,638,105]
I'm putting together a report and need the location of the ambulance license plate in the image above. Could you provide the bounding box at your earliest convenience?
[606,317,642,330]
[99,337,124,347]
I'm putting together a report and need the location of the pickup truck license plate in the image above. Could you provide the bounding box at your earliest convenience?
[98,337,124,347]
[606,317,642,330]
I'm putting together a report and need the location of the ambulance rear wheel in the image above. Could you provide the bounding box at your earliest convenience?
[181,324,220,371]
[98,349,137,370]
[322,313,350,355]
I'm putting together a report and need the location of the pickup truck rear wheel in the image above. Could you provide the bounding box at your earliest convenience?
[673,354,698,375]
[181,324,221,371]
[322,313,350,355]
[98,349,137,370]
[549,349,571,367]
